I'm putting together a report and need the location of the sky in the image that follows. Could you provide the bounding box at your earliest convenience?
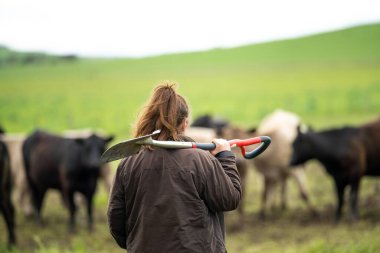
[0,0,379,58]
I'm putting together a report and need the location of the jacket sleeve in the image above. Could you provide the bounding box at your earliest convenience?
[202,151,242,212]
[107,160,127,249]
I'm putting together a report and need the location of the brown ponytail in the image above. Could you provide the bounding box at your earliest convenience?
[134,81,189,141]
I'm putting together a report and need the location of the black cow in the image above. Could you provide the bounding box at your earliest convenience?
[191,114,229,136]
[22,130,113,231]
[290,118,380,221]
[0,138,16,247]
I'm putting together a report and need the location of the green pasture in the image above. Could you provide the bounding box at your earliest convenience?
[2,163,380,253]
[1,23,380,252]
[1,23,380,138]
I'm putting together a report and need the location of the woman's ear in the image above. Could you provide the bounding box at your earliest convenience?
[179,118,189,134]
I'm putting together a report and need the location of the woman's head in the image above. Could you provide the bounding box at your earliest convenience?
[134,81,189,141]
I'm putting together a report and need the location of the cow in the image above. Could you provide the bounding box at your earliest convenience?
[1,130,114,217]
[0,138,16,247]
[63,129,114,192]
[184,127,216,143]
[219,126,252,224]
[290,118,380,221]
[22,130,113,231]
[0,133,33,217]
[250,110,314,217]
[191,114,229,136]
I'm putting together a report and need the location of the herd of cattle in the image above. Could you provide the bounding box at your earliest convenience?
[1,109,380,248]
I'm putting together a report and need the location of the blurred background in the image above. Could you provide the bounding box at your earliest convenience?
[0,0,380,252]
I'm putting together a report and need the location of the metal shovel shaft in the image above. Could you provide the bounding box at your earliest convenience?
[101,129,271,163]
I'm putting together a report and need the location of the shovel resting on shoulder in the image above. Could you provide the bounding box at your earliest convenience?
[101,130,271,163]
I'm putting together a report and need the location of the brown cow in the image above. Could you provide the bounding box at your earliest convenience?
[219,126,251,223]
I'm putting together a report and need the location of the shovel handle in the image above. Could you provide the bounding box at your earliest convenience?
[192,136,271,159]
[102,131,271,163]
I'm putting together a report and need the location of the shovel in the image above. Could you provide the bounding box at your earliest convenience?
[101,129,271,163]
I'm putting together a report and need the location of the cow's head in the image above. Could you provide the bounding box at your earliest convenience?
[191,114,229,137]
[290,124,313,166]
[77,134,114,169]
[191,115,213,128]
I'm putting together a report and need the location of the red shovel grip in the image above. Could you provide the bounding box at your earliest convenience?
[228,137,262,147]
[228,136,271,159]
[194,136,271,159]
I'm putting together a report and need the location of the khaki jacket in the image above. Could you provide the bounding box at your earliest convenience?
[107,146,241,253]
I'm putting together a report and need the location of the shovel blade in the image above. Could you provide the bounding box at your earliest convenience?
[100,139,142,163]
[101,130,160,163]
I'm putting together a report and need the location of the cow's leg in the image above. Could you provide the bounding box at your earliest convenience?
[67,190,77,232]
[291,167,317,215]
[31,187,46,225]
[236,162,247,224]
[101,164,113,193]
[259,178,269,218]
[280,177,288,211]
[259,177,274,218]
[0,195,16,247]
[334,179,346,222]
[18,168,34,217]
[19,187,34,218]
[85,193,94,232]
[349,178,361,221]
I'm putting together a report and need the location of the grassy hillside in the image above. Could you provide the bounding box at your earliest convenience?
[0,46,77,66]
[1,23,379,139]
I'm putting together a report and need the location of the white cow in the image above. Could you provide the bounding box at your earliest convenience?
[0,134,33,216]
[253,109,314,217]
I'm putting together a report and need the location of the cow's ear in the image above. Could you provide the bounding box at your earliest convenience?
[297,123,306,134]
[296,124,302,134]
[297,124,312,134]
[74,138,84,145]
[105,135,114,143]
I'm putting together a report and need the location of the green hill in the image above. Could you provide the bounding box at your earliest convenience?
[0,23,379,138]
[0,45,77,66]
[138,23,380,66]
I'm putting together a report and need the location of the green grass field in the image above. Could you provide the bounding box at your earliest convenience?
[2,164,380,253]
[1,23,380,252]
